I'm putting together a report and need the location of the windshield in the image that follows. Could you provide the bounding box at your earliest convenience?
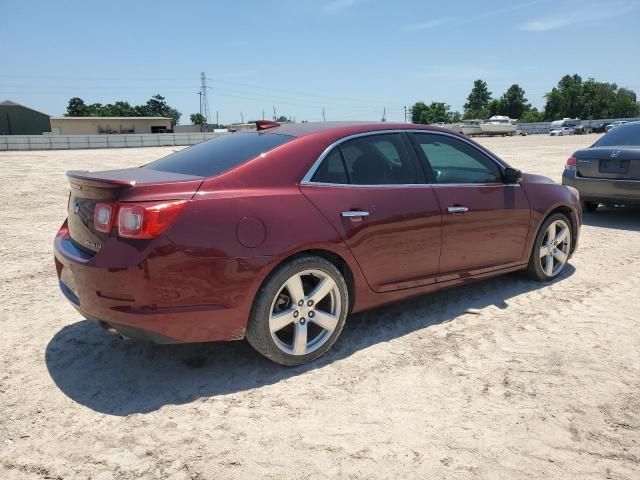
[144,132,294,177]
[594,123,640,147]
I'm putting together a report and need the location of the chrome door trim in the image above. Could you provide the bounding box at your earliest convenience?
[300,129,510,186]
[447,206,469,214]
[341,211,370,218]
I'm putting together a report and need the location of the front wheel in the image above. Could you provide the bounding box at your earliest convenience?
[246,255,349,366]
[526,213,572,281]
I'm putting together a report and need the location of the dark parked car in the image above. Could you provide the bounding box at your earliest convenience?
[55,121,581,365]
[563,121,640,212]
[589,122,607,134]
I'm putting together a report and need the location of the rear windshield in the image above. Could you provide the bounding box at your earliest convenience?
[144,132,294,177]
[594,123,640,147]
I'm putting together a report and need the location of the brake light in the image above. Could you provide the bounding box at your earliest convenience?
[117,200,187,239]
[94,202,116,233]
[565,157,577,171]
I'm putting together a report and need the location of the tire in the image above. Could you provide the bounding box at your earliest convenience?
[582,201,598,212]
[526,213,573,282]
[246,255,349,366]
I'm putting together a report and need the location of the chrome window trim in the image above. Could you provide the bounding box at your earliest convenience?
[300,129,510,187]
[302,181,519,188]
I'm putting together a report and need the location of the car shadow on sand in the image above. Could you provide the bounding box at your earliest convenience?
[46,265,575,416]
[582,205,640,232]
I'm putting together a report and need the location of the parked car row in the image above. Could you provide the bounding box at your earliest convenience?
[549,119,631,136]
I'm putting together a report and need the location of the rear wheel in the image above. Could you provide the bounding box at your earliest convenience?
[246,255,348,366]
[526,213,572,282]
[582,201,598,212]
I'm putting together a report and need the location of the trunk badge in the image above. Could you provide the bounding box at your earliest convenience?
[83,240,102,249]
[611,150,621,158]
[73,201,80,214]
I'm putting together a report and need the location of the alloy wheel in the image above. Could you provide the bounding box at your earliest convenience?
[269,269,342,356]
[539,219,571,277]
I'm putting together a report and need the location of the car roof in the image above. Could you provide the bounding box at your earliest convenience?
[263,121,454,138]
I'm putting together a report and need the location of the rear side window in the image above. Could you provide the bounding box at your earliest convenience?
[144,132,294,177]
[311,133,417,185]
[595,123,640,147]
[341,134,416,184]
[311,149,349,184]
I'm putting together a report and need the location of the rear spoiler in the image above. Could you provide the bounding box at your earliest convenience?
[255,120,280,131]
[67,170,136,189]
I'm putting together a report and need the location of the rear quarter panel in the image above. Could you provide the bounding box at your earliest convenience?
[164,185,375,313]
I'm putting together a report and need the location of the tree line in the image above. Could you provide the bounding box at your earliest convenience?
[411,74,639,124]
[65,95,181,126]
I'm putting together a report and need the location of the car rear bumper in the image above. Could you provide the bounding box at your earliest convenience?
[562,170,640,204]
[54,222,270,343]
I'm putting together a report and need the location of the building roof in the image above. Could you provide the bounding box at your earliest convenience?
[0,100,50,117]
[50,116,172,120]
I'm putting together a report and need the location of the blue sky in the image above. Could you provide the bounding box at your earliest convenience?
[1,0,639,124]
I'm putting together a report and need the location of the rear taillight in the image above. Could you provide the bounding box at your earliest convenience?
[117,200,187,239]
[565,157,577,171]
[94,202,117,233]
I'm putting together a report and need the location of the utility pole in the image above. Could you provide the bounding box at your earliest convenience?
[216,111,219,128]
[404,105,408,124]
[199,72,211,131]
[240,112,244,123]
[262,109,265,120]
[272,106,277,121]
[322,108,326,122]
[382,107,387,122]
[197,91,204,132]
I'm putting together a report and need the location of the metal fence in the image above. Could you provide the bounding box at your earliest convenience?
[0,132,229,151]
[517,117,640,135]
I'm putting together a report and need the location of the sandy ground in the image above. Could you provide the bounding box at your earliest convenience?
[1,134,639,480]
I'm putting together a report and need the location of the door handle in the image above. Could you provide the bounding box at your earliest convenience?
[447,206,469,214]
[341,211,370,218]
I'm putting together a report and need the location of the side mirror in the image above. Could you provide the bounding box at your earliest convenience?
[504,167,522,185]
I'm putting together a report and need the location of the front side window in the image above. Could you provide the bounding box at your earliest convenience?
[412,133,503,184]
[313,133,417,185]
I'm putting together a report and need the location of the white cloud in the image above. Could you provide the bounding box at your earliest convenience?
[404,18,448,31]
[322,0,359,14]
[404,0,550,32]
[520,1,637,31]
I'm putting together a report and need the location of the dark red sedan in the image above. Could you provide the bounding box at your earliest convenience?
[54,122,581,365]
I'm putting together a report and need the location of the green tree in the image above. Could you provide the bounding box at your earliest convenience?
[276,115,288,122]
[498,84,531,119]
[65,94,183,124]
[520,108,545,122]
[463,80,492,119]
[544,74,584,120]
[411,102,454,124]
[610,88,638,118]
[190,113,206,125]
[146,94,181,125]
[543,74,639,120]
[66,97,89,116]
[87,103,105,116]
[487,99,502,117]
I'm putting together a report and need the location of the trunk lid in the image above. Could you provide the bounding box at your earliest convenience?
[575,147,640,180]
[66,168,203,253]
